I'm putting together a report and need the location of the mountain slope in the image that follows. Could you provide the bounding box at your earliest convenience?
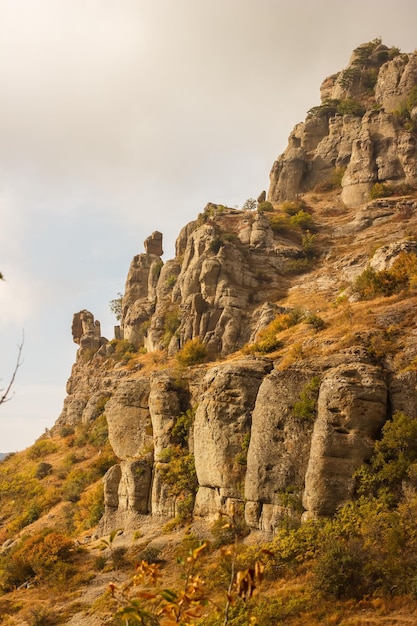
[2,39,417,624]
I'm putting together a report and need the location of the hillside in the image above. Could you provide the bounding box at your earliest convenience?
[2,39,417,624]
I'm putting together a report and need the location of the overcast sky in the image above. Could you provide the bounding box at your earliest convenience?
[1,0,417,451]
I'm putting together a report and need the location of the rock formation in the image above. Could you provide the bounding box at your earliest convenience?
[53,41,417,537]
[268,40,417,208]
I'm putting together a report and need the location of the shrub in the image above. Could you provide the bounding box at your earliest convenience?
[171,408,195,447]
[209,236,224,253]
[62,468,90,502]
[235,432,251,467]
[94,555,107,571]
[27,439,57,460]
[308,98,365,119]
[59,425,75,438]
[35,462,52,480]
[163,308,181,347]
[355,411,417,502]
[353,252,417,299]
[393,85,417,132]
[268,213,293,234]
[314,537,367,599]
[370,182,390,198]
[151,259,163,281]
[176,338,208,366]
[109,339,137,362]
[337,98,366,117]
[286,257,313,274]
[165,274,177,289]
[292,377,320,420]
[1,530,76,589]
[159,447,198,498]
[281,199,307,215]
[244,310,303,354]
[304,312,325,331]
[290,210,316,232]
[26,605,57,626]
[88,412,110,448]
[257,201,274,212]
[74,483,105,531]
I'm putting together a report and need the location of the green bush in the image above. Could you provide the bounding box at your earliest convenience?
[159,447,197,498]
[281,199,307,216]
[337,98,365,117]
[304,313,325,331]
[290,210,316,232]
[27,440,57,460]
[209,237,224,253]
[314,537,367,599]
[292,377,320,420]
[109,339,137,362]
[88,412,110,448]
[268,213,293,234]
[355,411,417,501]
[163,308,181,347]
[245,310,304,354]
[171,408,195,447]
[235,432,251,467]
[176,338,208,366]
[165,274,177,289]
[62,468,90,503]
[308,98,365,119]
[257,201,274,213]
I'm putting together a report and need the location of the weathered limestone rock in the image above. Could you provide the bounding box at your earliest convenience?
[53,42,417,542]
[302,363,387,519]
[122,254,161,346]
[117,459,153,514]
[144,231,163,257]
[268,45,417,207]
[72,310,104,354]
[149,371,184,516]
[370,239,417,271]
[375,52,417,113]
[193,358,272,518]
[244,368,317,531]
[390,370,417,419]
[105,379,152,459]
[168,210,300,356]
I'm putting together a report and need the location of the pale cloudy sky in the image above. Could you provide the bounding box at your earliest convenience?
[1,0,416,451]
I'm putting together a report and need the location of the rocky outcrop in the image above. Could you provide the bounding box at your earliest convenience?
[144,231,163,256]
[53,41,417,539]
[244,367,317,531]
[119,205,303,358]
[302,364,387,519]
[193,358,272,519]
[72,310,106,355]
[268,41,417,207]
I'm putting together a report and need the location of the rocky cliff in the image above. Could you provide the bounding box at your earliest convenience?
[54,40,417,536]
[268,39,417,207]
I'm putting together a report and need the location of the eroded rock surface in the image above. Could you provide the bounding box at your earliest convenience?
[53,41,417,538]
[268,42,417,207]
[302,363,387,518]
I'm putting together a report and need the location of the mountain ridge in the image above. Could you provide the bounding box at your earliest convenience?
[2,39,417,624]
[53,38,417,535]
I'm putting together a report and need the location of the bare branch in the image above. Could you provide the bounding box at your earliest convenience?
[0,333,24,406]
